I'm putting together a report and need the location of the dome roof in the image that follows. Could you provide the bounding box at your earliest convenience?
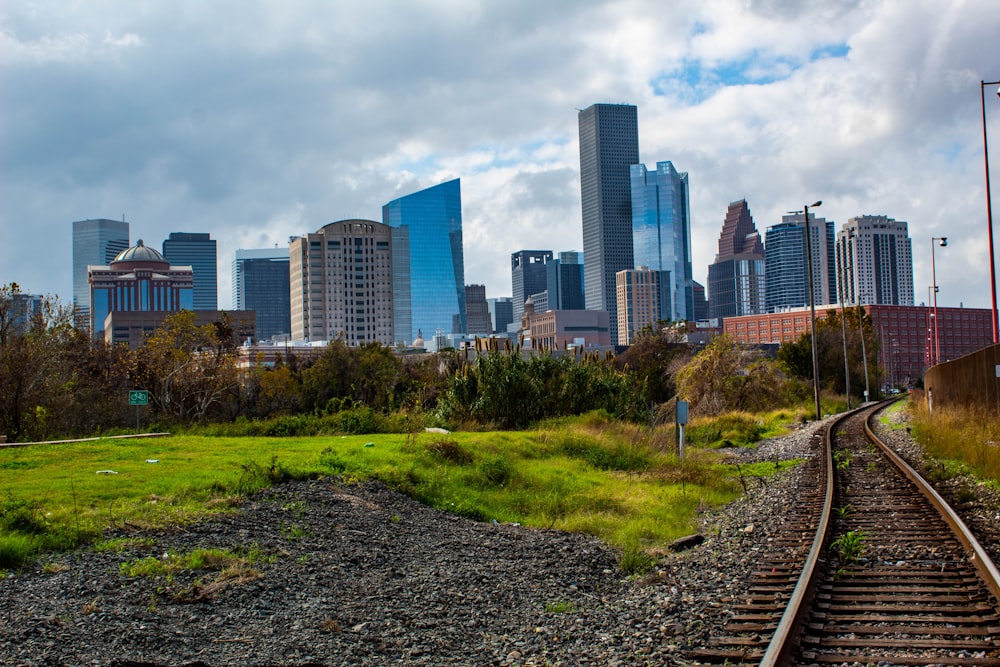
[112,239,169,266]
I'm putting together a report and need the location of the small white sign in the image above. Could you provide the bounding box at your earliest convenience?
[996,364,1000,378]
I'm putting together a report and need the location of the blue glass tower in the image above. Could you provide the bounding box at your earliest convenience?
[382,179,466,345]
[630,162,694,321]
[233,248,291,341]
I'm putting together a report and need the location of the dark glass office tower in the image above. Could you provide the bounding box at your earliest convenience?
[765,213,836,311]
[382,179,466,345]
[232,248,291,341]
[546,251,585,311]
[511,250,553,322]
[579,103,639,343]
[162,232,217,310]
[72,218,130,330]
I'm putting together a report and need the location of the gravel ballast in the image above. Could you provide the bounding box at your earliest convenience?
[2,409,995,666]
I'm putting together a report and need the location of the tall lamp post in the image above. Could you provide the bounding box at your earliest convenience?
[981,80,1000,344]
[931,236,947,365]
[794,200,823,421]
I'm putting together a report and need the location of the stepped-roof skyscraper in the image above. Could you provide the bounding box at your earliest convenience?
[708,199,766,319]
[579,103,639,343]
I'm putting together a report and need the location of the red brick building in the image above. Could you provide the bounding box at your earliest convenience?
[723,304,994,385]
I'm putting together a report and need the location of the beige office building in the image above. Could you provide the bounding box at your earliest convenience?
[290,219,394,345]
[616,267,661,345]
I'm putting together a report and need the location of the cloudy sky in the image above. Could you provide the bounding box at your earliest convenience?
[3,0,1000,313]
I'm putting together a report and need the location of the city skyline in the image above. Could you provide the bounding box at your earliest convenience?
[3,2,1000,316]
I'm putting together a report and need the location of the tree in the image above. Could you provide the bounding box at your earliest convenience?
[777,307,881,402]
[616,325,695,403]
[128,311,240,423]
[675,335,790,416]
[0,284,85,441]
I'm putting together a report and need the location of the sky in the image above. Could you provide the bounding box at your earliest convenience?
[3,0,1000,313]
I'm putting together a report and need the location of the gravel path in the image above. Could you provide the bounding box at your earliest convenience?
[2,407,995,667]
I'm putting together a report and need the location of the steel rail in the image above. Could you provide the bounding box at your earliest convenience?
[759,400,905,667]
[863,410,1000,606]
[756,409,840,667]
[760,398,1000,666]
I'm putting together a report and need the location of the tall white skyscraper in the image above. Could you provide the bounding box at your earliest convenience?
[836,215,914,306]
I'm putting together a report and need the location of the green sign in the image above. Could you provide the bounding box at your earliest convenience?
[129,390,149,406]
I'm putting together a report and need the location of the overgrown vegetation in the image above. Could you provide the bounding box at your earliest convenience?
[907,394,1000,486]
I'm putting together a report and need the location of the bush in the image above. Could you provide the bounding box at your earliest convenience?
[478,454,514,487]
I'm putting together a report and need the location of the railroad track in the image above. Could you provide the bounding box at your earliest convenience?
[688,402,1000,666]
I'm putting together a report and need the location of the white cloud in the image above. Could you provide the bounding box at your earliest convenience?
[2,0,1000,318]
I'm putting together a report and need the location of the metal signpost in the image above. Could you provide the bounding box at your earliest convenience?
[129,389,149,434]
[676,400,689,460]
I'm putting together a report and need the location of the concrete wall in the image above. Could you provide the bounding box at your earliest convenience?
[924,343,1000,413]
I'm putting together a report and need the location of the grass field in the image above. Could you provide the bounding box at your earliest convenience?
[0,410,802,571]
[905,393,1000,486]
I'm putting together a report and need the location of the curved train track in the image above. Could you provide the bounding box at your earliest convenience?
[689,401,1000,666]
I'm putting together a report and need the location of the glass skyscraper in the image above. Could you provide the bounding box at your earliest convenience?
[72,218,130,330]
[630,161,694,322]
[579,103,639,343]
[162,232,218,310]
[546,251,585,311]
[232,248,291,341]
[765,213,837,311]
[511,250,553,322]
[382,179,466,345]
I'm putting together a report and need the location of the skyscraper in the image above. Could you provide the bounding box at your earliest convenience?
[162,232,218,310]
[289,219,393,345]
[487,297,514,334]
[233,248,291,341]
[708,199,766,319]
[616,267,661,346]
[579,103,639,342]
[511,250,553,322]
[630,161,694,321]
[72,218,129,330]
[836,215,914,306]
[546,251,585,311]
[765,212,837,311]
[382,179,466,345]
[465,284,492,334]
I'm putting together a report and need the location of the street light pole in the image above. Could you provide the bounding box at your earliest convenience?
[803,201,823,420]
[931,237,947,365]
[981,80,1000,344]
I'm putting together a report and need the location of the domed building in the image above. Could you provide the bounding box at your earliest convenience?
[87,239,195,343]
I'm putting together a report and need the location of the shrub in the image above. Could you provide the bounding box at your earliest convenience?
[426,439,474,466]
[478,454,514,487]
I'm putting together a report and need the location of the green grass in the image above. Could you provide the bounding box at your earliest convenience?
[0,411,805,569]
[908,395,1000,487]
